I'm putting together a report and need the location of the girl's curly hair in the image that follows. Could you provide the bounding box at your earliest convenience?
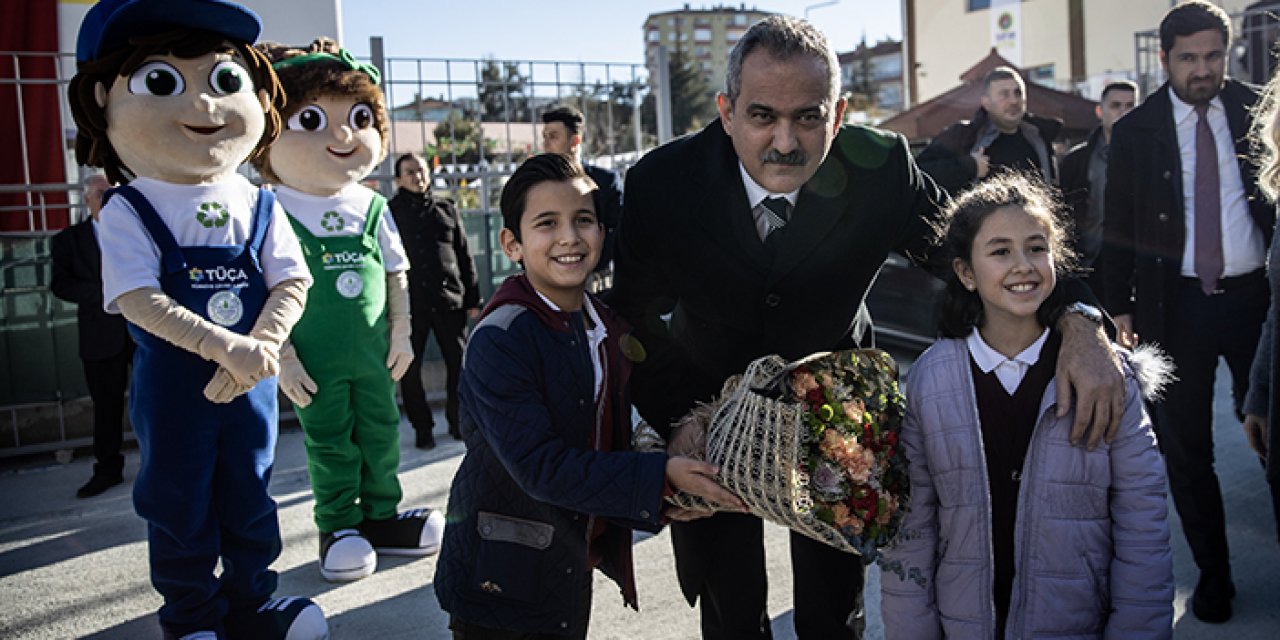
[937,172,1080,338]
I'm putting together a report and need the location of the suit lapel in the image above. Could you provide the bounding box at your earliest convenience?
[766,153,848,284]
[1144,86,1184,211]
[689,123,771,271]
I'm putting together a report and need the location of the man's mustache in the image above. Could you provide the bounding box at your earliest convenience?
[761,149,807,166]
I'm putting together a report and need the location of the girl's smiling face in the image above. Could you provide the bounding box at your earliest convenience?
[953,204,1056,338]
[267,93,382,195]
[102,46,268,184]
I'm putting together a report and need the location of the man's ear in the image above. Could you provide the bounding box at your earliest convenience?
[258,88,270,114]
[832,96,848,133]
[94,82,109,109]
[1095,104,1102,120]
[1158,48,1168,73]
[717,92,733,134]
[499,227,523,264]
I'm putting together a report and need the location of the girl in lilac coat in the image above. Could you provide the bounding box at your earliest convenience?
[880,174,1174,639]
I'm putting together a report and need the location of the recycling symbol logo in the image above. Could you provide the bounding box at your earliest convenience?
[321,210,344,232]
[195,202,229,228]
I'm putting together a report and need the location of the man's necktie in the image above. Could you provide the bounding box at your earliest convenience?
[1194,103,1223,295]
[760,196,791,254]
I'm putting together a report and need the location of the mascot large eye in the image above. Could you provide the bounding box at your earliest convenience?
[287,105,328,132]
[128,61,185,96]
[349,103,374,130]
[208,61,251,95]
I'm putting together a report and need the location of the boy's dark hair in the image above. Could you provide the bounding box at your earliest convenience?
[500,153,597,241]
[1100,79,1139,101]
[541,106,584,136]
[69,28,284,185]
[251,37,389,183]
[395,153,425,177]
[1159,0,1231,54]
[938,172,1078,339]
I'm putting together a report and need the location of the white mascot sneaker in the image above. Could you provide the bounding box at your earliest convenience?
[319,529,376,582]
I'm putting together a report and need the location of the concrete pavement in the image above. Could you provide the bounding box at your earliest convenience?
[1,360,1278,639]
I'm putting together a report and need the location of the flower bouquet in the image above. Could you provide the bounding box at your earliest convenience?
[663,349,909,560]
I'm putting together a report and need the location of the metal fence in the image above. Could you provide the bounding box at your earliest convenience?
[0,48,657,458]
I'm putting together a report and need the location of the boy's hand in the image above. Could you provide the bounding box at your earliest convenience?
[387,318,414,381]
[279,343,318,408]
[204,367,253,403]
[665,456,746,512]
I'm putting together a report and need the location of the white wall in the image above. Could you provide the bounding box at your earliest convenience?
[911,0,1266,104]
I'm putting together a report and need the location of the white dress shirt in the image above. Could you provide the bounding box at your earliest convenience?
[1169,91,1265,278]
[535,291,608,401]
[966,328,1050,396]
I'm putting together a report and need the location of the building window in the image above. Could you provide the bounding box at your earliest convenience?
[968,0,991,10]
[733,14,747,26]
[1026,63,1055,88]
[727,29,744,43]
[694,28,712,41]
[648,30,660,43]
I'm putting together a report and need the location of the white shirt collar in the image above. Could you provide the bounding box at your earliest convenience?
[738,162,799,210]
[536,290,608,399]
[966,327,1050,395]
[1169,89,1224,126]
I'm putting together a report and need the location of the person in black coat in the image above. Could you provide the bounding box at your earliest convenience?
[540,105,624,291]
[1059,79,1139,304]
[1100,0,1280,624]
[610,15,1125,640]
[916,66,1061,197]
[50,174,133,498]
[387,154,482,449]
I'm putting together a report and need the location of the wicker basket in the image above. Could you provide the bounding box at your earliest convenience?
[665,350,903,555]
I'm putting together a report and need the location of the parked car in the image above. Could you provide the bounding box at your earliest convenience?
[865,254,944,353]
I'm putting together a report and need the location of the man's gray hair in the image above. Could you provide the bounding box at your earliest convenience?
[724,15,840,106]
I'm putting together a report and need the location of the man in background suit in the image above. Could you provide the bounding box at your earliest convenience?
[1101,0,1279,623]
[540,105,624,291]
[51,173,133,498]
[610,15,1124,639]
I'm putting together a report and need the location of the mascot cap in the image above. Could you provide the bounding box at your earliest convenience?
[76,0,262,62]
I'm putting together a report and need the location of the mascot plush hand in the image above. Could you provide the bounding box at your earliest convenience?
[252,38,443,583]
[67,1,324,638]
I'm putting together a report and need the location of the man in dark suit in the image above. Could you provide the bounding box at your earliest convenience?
[51,173,133,498]
[540,105,624,291]
[388,154,482,449]
[1101,0,1280,624]
[611,15,1125,640]
[1060,79,1139,303]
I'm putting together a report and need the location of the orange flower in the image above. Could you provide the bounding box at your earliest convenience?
[791,371,819,397]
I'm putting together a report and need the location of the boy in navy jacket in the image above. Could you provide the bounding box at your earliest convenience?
[433,153,744,638]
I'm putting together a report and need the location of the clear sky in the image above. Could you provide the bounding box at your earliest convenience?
[340,0,903,63]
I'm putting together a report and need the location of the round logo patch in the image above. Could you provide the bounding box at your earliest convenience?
[336,270,364,299]
[207,290,244,327]
[196,202,230,228]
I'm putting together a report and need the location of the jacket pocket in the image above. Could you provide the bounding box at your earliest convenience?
[472,511,555,604]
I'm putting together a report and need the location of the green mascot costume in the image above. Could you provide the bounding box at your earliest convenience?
[252,38,444,582]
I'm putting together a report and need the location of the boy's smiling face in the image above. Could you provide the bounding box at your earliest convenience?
[268,93,383,196]
[101,45,268,184]
[500,177,602,312]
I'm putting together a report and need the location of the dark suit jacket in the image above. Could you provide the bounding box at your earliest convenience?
[387,188,482,312]
[50,220,131,362]
[1101,79,1275,344]
[609,121,950,433]
[585,163,624,271]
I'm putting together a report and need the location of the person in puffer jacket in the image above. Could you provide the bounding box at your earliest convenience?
[880,174,1174,639]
